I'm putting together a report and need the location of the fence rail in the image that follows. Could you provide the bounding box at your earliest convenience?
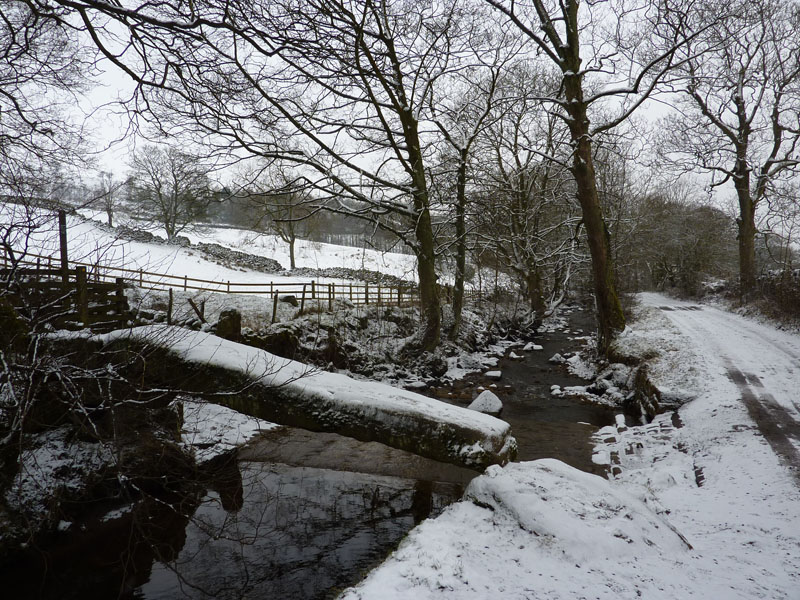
[2,251,423,307]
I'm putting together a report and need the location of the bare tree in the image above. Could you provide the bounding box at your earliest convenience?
[426,22,522,338]
[130,145,214,240]
[246,172,318,270]
[485,0,704,353]
[0,1,93,202]
[34,0,522,351]
[658,0,800,297]
[91,170,125,227]
[471,62,581,321]
[761,180,800,274]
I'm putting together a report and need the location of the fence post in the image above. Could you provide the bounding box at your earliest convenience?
[300,284,306,315]
[397,287,402,307]
[311,280,316,300]
[139,268,143,287]
[184,275,188,291]
[167,288,174,325]
[328,283,333,311]
[227,280,230,293]
[116,277,126,325]
[349,283,353,302]
[365,284,369,305]
[76,266,89,327]
[377,285,382,306]
[58,209,69,283]
[187,298,207,323]
[271,293,279,324]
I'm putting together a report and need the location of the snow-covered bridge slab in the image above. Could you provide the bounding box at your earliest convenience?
[96,326,517,470]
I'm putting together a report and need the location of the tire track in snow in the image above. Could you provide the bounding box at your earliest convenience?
[649,298,800,486]
[725,363,800,486]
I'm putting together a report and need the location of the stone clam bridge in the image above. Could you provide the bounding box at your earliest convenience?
[80,325,518,471]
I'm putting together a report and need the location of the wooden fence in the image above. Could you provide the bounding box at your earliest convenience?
[0,264,130,331]
[2,251,422,308]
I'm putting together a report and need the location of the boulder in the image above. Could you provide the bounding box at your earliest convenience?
[216,308,242,342]
[468,390,503,416]
[279,294,299,307]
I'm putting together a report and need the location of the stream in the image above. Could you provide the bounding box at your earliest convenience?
[2,306,618,599]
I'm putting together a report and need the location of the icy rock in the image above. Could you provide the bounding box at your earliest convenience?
[596,363,632,388]
[549,353,566,364]
[508,351,523,360]
[405,381,428,390]
[485,370,502,380]
[615,414,628,432]
[566,354,596,379]
[592,378,613,392]
[468,390,503,416]
[550,385,562,397]
[592,450,611,465]
[137,309,156,321]
[524,342,544,351]
[596,425,617,438]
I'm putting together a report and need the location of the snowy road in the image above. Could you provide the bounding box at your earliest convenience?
[639,292,800,484]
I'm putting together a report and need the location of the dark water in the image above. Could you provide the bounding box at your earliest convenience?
[1,432,473,600]
[432,306,616,473]
[2,307,613,599]
[138,431,474,599]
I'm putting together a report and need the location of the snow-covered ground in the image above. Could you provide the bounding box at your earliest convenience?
[340,292,800,599]
[187,223,418,281]
[1,204,412,289]
[72,206,418,281]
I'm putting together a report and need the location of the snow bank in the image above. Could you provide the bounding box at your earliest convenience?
[91,326,517,469]
[340,460,693,600]
[466,461,691,561]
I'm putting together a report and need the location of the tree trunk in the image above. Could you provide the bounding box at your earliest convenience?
[402,106,441,351]
[735,172,757,298]
[526,267,547,324]
[449,153,468,341]
[289,237,296,270]
[416,203,441,352]
[564,74,625,355]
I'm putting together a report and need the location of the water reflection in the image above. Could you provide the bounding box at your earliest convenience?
[140,460,464,600]
[1,431,470,600]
